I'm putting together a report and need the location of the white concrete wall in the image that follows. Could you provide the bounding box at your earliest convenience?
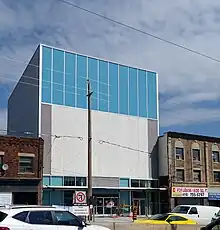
[50,105,151,179]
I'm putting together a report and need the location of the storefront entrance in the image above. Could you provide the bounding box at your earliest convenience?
[133,199,145,216]
[95,197,119,216]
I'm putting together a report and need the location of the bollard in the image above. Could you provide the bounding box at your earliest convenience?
[113,222,116,230]
[171,224,177,230]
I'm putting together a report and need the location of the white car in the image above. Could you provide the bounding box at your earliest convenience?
[0,205,110,230]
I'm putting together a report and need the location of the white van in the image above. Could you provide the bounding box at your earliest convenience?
[171,205,220,225]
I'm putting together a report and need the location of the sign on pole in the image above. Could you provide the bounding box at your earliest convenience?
[75,191,87,205]
[71,206,89,216]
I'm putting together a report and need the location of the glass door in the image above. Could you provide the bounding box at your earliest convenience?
[95,197,118,216]
[133,199,146,216]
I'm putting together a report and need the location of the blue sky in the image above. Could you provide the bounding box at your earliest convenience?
[0,0,220,137]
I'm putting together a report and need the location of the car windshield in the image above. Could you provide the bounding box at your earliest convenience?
[171,206,190,214]
[216,211,220,217]
[149,214,169,220]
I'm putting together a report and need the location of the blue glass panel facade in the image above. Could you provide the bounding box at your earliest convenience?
[120,191,130,206]
[52,49,64,105]
[65,52,75,107]
[42,191,50,205]
[51,176,63,186]
[109,63,118,113]
[51,191,64,205]
[77,55,87,109]
[119,65,128,115]
[147,72,157,119]
[99,60,108,112]
[129,68,138,116]
[40,45,158,120]
[120,178,129,187]
[88,58,98,110]
[43,176,50,186]
[42,69,51,103]
[42,47,52,103]
[138,70,147,117]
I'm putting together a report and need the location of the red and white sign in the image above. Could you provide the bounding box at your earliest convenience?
[106,201,114,208]
[75,191,87,204]
[172,187,208,198]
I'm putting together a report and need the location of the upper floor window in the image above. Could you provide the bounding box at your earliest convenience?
[192,149,200,161]
[193,170,201,182]
[19,156,33,173]
[214,171,220,182]
[76,177,86,186]
[213,151,220,163]
[64,177,75,186]
[131,179,155,188]
[176,169,184,182]
[175,147,184,160]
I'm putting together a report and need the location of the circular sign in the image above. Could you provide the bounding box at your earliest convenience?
[76,191,86,204]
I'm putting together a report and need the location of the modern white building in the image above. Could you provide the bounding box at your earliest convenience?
[7,44,160,216]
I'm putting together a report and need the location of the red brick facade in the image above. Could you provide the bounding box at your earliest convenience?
[158,132,220,211]
[0,135,44,204]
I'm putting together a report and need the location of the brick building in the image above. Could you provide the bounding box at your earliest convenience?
[154,131,220,212]
[0,135,44,205]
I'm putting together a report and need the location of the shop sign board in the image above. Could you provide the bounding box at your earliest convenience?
[172,187,208,198]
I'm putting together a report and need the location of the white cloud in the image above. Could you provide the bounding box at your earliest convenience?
[161,107,220,127]
[0,0,220,129]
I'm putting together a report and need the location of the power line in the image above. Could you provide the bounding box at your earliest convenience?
[0,73,111,101]
[99,139,149,154]
[0,56,110,88]
[59,0,220,64]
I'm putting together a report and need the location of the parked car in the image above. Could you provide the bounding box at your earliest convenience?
[212,210,220,222]
[0,205,110,230]
[201,216,220,229]
[171,205,220,226]
[134,213,197,225]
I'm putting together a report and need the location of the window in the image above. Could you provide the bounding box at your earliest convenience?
[54,211,80,226]
[19,157,33,173]
[147,71,157,119]
[171,206,190,214]
[193,149,200,161]
[176,169,184,182]
[138,69,147,117]
[64,191,74,206]
[28,211,53,225]
[214,171,220,182]
[189,207,198,215]
[0,155,3,167]
[167,215,187,221]
[140,180,148,188]
[119,65,128,115]
[175,147,184,160]
[193,170,201,182]
[131,179,139,187]
[149,214,169,220]
[13,211,28,222]
[0,211,7,222]
[75,177,86,186]
[64,177,75,186]
[0,156,4,176]
[213,151,220,163]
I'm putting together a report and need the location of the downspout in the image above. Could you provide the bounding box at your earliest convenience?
[204,141,209,205]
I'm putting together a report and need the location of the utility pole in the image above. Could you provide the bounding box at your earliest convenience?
[87,79,93,221]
